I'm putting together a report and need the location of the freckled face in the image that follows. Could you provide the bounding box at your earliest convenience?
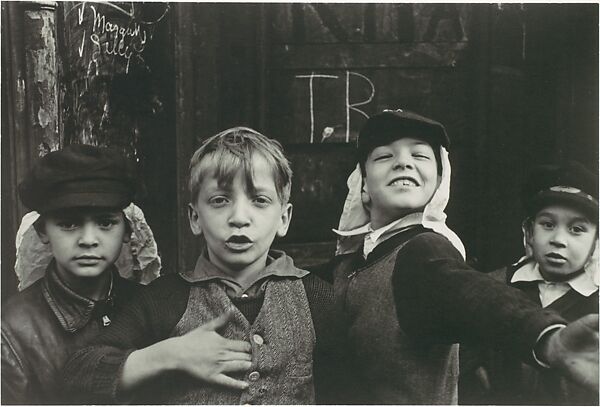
[38,208,129,283]
[528,205,598,281]
[188,153,292,280]
[363,137,440,229]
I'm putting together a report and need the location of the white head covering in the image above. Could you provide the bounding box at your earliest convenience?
[334,145,466,259]
[14,203,161,291]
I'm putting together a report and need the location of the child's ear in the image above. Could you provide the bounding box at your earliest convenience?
[188,203,203,236]
[33,220,50,244]
[276,203,293,238]
[361,182,371,208]
[523,219,535,248]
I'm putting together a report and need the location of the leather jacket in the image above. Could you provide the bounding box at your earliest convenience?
[1,261,141,404]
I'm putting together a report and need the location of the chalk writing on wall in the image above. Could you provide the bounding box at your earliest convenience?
[295,70,375,143]
[62,2,170,154]
[68,2,169,75]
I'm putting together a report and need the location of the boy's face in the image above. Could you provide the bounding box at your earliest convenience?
[527,204,598,281]
[188,153,292,280]
[363,137,440,229]
[38,208,129,283]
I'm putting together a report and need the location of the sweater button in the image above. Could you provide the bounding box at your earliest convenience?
[252,334,264,345]
[248,371,260,381]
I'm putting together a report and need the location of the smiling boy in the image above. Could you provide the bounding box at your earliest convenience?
[63,127,338,404]
[330,110,599,404]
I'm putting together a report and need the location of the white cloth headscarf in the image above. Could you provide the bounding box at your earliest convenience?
[14,203,161,291]
[334,146,466,259]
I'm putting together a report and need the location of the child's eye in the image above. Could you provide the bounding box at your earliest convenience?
[412,153,431,160]
[96,217,120,229]
[570,225,588,235]
[373,154,392,161]
[209,196,229,207]
[57,221,79,230]
[538,220,555,230]
[254,196,272,207]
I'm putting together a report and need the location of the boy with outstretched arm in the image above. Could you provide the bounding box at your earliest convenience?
[461,161,599,405]
[62,127,339,404]
[1,145,159,404]
[328,110,598,404]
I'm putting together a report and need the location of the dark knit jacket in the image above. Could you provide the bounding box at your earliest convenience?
[460,264,599,405]
[330,226,567,405]
[1,262,141,405]
[62,253,340,404]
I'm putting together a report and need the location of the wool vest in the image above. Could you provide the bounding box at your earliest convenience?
[334,242,459,404]
[161,278,316,405]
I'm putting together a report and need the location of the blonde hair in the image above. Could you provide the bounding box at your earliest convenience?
[188,127,292,205]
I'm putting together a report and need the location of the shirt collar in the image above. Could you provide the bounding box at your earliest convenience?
[42,260,116,333]
[179,249,308,294]
[334,213,423,258]
[511,260,598,297]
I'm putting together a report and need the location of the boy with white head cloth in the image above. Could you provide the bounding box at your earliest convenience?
[329,109,599,404]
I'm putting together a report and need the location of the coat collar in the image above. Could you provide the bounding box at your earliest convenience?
[41,261,117,333]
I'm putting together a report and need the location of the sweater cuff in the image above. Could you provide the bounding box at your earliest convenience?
[532,324,567,368]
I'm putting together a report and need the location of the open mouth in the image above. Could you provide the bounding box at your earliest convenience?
[225,235,253,251]
[545,252,567,264]
[388,176,419,187]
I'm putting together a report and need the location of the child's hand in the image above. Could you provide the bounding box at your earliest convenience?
[538,314,599,392]
[171,311,253,390]
[120,311,252,393]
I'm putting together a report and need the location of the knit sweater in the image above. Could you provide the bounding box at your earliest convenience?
[331,226,567,405]
[62,254,341,404]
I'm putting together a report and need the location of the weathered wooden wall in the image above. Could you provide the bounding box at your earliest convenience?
[2,3,598,300]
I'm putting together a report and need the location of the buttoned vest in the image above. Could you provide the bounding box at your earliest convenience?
[334,242,459,404]
[163,278,316,404]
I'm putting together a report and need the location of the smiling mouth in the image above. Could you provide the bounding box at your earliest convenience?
[388,176,419,187]
[225,235,253,251]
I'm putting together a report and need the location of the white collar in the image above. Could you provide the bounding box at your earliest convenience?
[511,261,598,297]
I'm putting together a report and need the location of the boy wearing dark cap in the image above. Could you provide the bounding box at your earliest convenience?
[1,144,155,404]
[462,161,599,405]
[329,109,599,404]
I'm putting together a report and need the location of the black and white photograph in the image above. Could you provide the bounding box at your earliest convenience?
[1,2,598,405]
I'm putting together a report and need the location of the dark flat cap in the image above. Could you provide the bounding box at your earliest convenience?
[357,109,450,168]
[522,161,599,221]
[19,144,137,214]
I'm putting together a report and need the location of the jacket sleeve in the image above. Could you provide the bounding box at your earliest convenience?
[391,232,566,363]
[1,328,32,405]
[62,274,189,403]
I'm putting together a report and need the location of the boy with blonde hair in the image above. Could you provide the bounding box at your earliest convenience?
[63,127,338,404]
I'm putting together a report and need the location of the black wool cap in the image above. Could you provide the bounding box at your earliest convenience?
[522,161,599,222]
[357,109,450,169]
[19,144,137,214]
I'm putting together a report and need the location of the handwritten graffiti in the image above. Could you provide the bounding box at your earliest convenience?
[295,71,375,143]
[72,2,169,74]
